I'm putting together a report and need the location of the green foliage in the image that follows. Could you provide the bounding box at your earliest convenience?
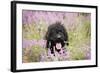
[23,45,46,62]
[22,13,91,62]
[23,22,47,40]
[67,17,91,60]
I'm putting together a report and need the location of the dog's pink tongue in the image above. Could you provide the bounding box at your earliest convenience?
[56,43,62,50]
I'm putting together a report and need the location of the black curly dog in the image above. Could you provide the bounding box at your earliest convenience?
[45,22,69,55]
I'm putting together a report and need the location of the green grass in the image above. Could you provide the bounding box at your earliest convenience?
[22,14,91,62]
[67,20,91,60]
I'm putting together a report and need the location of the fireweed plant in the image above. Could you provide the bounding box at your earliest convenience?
[22,10,91,63]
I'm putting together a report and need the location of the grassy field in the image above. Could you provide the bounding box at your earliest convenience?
[22,11,91,63]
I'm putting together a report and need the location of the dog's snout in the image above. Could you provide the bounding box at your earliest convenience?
[57,34,61,38]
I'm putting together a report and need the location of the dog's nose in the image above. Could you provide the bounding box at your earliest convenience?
[57,34,61,38]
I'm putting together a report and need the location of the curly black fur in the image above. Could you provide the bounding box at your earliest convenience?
[45,22,69,54]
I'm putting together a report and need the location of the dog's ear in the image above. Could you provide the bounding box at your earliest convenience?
[46,41,49,48]
[45,25,52,40]
[65,32,69,46]
[60,24,69,45]
[64,31,69,42]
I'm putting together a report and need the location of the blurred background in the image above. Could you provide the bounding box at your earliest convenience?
[22,10,91,63]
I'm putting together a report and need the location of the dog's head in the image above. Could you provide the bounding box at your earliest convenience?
[45,22,69,54]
